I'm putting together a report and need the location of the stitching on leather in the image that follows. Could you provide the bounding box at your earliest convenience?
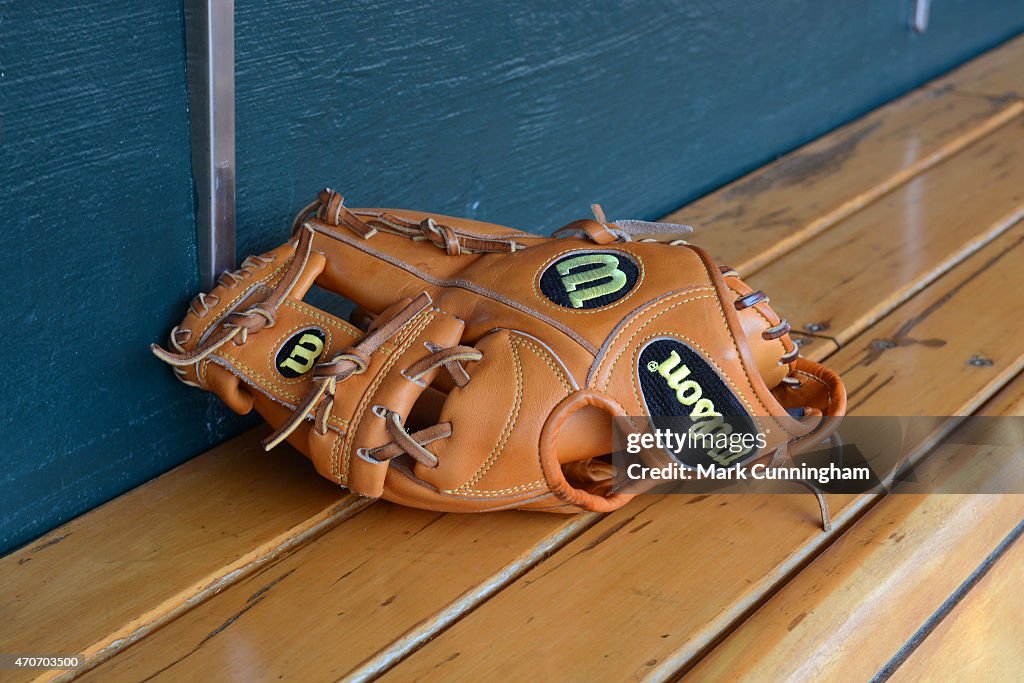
[193,265,286,341]
[219,355,302,401]
[531,247,646,313]
[323,431,345,481]
[309,223,599,355]
[338,311,434,480]
[793,369,832,410]
[449,334,570,495]
[281,299,362,337]
[219,356,346,431]
[493,328,581,390]
[450,479,546,496]
[198,295,352,391]
[208,357,347,433]
[515,337,573,393]
[599,294,716,388]
[354,209,535,240]
[627,331,759,419]
[337,310,436,481]
[590,287,715,383]
[706,285,779,418]
[261,306,359,386]
[447,335,524,492]
[725,279,789,364]
[217,356,348,429]
[599,288,778,420]
[331,423,346,483]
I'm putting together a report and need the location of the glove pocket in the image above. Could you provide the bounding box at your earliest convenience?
[408,329,577,508]
[296,297,468,496]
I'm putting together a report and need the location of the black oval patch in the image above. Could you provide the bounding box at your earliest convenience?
[539,251,639,309]
[275,328,326,378]
[638,337,761,468]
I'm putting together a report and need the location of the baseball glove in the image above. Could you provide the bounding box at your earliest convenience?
[153,189,846,516]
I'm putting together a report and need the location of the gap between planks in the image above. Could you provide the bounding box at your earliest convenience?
[348,497,879,683]
[59,121,1024,682]
[736,100,1022,278]
[376,222,1024,682]
[40,495,375,683]
[152,37,1024,680]
[343,512,603,683]
[360,98,1024,682]
[680,366,1024,682]
[874,519,1024,682]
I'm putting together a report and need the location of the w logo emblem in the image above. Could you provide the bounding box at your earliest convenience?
[539,251,639,309]
[276,329,326,378]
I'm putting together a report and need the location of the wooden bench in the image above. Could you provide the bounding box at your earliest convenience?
[3,34,1023,683]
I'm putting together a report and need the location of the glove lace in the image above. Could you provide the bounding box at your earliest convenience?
[262,294,482,458]
[294,187,529,254]
[359,407,453,468]
[151,226,315,367]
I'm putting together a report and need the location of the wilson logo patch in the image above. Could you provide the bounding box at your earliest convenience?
[638,338,761,467]
[276,328,326,378]
[539,251,639,309]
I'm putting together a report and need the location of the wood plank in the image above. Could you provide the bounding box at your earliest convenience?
[379,496,869,683]
[926,33,1024,100]
[790,333,839,363]
[748,115,1024,345]
[684,372,1024,682]
[979,366,1024,416]
[660,90,1019,276]
[888,524,1024,682]
[830,221,1024,418]
[77,507,598,682]
[0,430,369,683]
[378,222,1024,682]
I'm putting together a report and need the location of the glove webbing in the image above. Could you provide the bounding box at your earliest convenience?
[293,188,529,255]
[151,225,317,368]
[262,292,483,454]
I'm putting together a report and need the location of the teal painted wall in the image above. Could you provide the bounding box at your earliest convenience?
[1,1,1023,553]
[0,2,240,553]
[232,1,1024,256]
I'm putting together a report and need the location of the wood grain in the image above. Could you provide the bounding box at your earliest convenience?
[380,222,1024,682]
[684,372,1024,681]
[979,367,1024,416]
[828,221,1024,419]
[660,88,1020,276]
[77,506,598,682]
[0,430,367,683]
[926,33,1024,100]
[749,115,1024,345]
[888,526,1024,682]
[789,333,839,363]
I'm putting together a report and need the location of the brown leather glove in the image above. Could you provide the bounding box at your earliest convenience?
[153,189,846,513]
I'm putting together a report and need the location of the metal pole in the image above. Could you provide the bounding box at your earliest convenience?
[184,0,236,291]
[910,0,931,33]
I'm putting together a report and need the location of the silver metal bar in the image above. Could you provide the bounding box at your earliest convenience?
[910,0,931,33]
[185,0,236,291]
